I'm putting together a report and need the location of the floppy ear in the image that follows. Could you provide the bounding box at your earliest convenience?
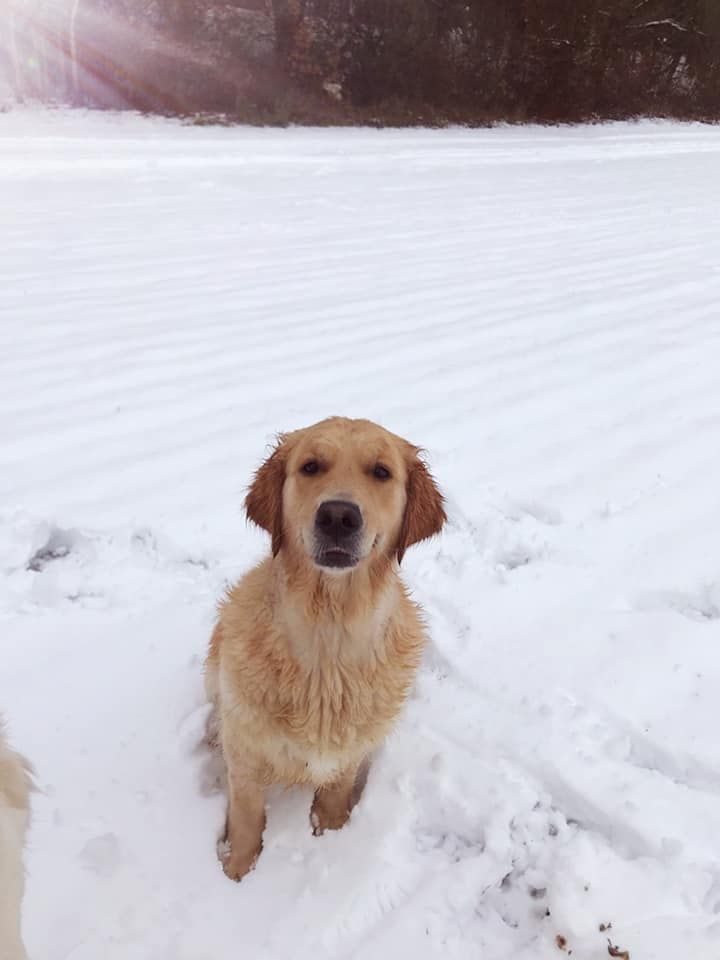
[396,451,446,564]
[245,436,288,556]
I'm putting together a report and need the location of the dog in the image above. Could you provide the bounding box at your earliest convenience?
[0,722,31,960]
[205,416,446,881]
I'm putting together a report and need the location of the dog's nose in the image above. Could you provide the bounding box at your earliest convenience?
[315,500,362,541]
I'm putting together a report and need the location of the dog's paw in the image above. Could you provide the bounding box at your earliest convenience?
[310,798,350,836]
[217,835,261,882]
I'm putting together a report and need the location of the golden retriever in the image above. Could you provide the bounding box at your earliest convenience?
[205,416,445,881]
[0,722,31,959]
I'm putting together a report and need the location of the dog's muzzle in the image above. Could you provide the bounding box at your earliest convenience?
[313,500,362,569]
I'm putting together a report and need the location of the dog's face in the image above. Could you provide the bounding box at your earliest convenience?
[246,418,445,571]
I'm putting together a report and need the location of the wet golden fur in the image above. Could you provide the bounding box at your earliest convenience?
[206,417,445,880]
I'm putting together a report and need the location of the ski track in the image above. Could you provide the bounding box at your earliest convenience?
[2,110,720,959]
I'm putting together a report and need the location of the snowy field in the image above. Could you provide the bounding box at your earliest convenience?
[2,110,720,960]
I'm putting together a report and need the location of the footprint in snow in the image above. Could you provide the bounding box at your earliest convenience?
[78,832,122,878]
[26,523,90,572]
[635,584,720,622]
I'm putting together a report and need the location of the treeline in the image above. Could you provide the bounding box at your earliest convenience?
[3,0,720,123]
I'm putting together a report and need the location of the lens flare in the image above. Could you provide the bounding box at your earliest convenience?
[1,0,217,111]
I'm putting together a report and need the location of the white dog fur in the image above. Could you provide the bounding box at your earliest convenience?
[0,722,31,960]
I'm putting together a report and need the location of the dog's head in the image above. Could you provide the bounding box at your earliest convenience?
[245,417,445,572]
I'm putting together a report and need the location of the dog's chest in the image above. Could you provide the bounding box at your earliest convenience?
[266,627,410,762]
[278,656,384,743]
[225,597,425,784]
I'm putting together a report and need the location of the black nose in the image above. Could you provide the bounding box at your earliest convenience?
[315,500,362,541]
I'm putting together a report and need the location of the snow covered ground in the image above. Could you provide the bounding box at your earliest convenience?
[2,110,720,960]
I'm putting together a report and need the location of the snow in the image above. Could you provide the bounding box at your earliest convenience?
[2,109,720,960]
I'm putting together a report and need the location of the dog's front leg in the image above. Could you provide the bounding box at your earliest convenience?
[311,763,363,835]
[220,751,266,882]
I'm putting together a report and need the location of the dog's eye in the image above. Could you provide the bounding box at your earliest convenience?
[373,464,391,481]
[301,460,319,475]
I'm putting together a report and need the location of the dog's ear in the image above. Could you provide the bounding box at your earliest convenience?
[245,435,289,556]
[396,449,446,564]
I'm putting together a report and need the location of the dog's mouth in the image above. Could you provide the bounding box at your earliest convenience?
[314,548,358,570]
